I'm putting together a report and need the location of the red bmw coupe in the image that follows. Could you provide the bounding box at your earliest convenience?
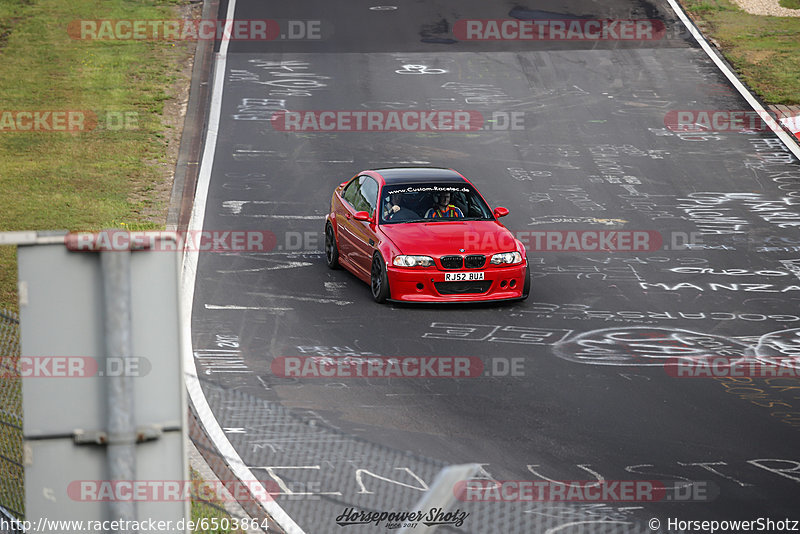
[324,167,530,303]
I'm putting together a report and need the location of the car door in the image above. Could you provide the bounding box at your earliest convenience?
[348,176,380,274]
[336,176,362,265]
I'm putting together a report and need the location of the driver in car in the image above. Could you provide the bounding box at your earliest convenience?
[383,191,405,219]
[425,191,464,218]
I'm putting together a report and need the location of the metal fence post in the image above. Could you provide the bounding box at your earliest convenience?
[101,245,137,532]
[6,230,188,532]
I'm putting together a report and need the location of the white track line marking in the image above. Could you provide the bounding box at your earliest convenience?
[180,0,306,531]
[204,305,295,312]
[665,0,800,161]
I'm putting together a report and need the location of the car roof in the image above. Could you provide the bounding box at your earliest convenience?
[371,167,466,185]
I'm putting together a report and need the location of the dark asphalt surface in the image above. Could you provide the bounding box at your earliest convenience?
[191,0,800,532]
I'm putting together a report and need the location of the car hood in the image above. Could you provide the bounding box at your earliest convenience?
[380,220,518,256]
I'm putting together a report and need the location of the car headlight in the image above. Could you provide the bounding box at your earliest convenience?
[393,255,435,267]
[490,251,522,265]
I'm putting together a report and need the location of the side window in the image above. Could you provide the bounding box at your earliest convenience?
[342,176,378,213]
[342,177,361,209]
[359,177,379,214]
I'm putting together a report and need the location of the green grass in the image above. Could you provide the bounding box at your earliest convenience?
[190,468,246,534]
[779,0,800,9]
[680,0,800,104]
[0,0,191,312]
[0,8,247,530]
[685,0,734,14]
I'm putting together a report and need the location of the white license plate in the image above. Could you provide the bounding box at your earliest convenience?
[444,271,485,281]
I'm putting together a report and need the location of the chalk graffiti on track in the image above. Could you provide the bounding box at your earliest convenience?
[553,326,800,368]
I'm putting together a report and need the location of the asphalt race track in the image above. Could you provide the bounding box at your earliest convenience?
[188,0,800,532]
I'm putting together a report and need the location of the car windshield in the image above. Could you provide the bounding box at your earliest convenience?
[379,183,494,224]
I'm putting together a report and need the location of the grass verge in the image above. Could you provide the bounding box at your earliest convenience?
[0,0,193,312]
[190,468,247,534]
[678,0,800,104]
[0,2,243,530]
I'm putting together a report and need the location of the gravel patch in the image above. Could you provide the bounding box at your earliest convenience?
[730,0,800,16]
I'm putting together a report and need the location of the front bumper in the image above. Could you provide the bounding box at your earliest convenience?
[386,264,527,302]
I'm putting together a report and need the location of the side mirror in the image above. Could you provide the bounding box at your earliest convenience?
[493,207,509,218]
[353,211,372,222]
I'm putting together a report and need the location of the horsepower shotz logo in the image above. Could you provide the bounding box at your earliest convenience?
[335,507,469,528]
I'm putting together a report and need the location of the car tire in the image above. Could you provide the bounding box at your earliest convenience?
[325,223,339,269]
[521,262,531,300]
[371,253,391,303]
